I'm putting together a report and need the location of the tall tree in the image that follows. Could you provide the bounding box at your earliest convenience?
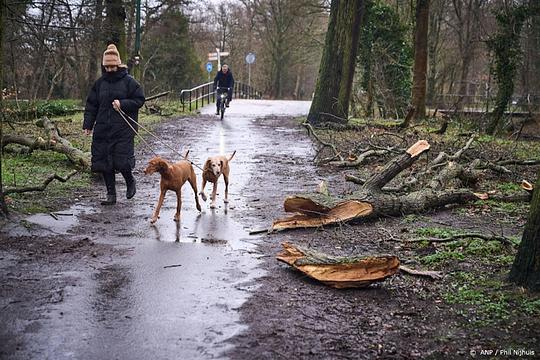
[87,0,104,97]
[453,0,485,110]
[409,0,430,123]
[509,172,540,291]
[308,0,364,125]
[0,0,7,216]
[485,3,532,135]
[104,0,127,61]
[141,10,203,91]
[355,0,412,119]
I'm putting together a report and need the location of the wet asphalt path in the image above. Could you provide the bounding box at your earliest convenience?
[6,100,312,359]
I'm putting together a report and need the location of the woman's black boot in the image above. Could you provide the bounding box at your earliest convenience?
[100,194,117,205]
[102,171,117,205]
[122,171,136,199]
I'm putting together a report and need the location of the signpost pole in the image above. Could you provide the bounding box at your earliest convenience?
[245,52,256,89]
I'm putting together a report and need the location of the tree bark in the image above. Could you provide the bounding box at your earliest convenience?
[486,4,533,134]
[509,171,540,291]
[104,0,127,61]
[86,0,104,101]
[0,0,8,216]
[307,0,365,125]
[409,0,430,124]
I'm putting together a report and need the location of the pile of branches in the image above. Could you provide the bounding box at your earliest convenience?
[273,131,537,231]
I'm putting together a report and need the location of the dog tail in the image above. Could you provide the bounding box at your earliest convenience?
[228,150,236,161]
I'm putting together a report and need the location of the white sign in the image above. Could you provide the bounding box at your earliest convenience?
[245,52,256,64]
[208,52,229,60]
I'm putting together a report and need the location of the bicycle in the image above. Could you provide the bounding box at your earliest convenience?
[215,86,230,120]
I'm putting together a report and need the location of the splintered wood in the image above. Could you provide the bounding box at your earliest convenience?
[276,242,400,288]
[272,197,373,231]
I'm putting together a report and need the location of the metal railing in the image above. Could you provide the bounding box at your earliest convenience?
[179,81,262,112]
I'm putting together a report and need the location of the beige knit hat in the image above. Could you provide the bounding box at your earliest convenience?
[102,44,121,66]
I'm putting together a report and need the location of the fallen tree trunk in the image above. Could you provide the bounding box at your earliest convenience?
[272,140,530,231]
[277,242,400,288]
[2,117,90,168]
[145,91,170,102]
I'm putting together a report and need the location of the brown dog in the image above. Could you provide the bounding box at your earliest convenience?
[199,151,236,208]
[144,156,201,223]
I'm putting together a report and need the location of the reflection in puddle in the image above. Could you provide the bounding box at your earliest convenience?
[147,205,251,250]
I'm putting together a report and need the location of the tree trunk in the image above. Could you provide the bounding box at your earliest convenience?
[0,0,8,216]
[426,0,443,106]
[86,0,104,101]
[509,171,540,291]
[408,0,430,124]
[456,53,471,110]
[486,4,532,134]
[307,0,364,125]
[104,0,127,62]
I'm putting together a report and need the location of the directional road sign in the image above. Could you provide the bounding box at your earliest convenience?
[206,62,213,73]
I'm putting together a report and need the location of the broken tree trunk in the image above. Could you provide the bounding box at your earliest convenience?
[277,242,400,288]
[2,117,90,168]
[273,140,484,231]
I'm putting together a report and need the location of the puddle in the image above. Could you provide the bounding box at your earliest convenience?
[5,203,96,237]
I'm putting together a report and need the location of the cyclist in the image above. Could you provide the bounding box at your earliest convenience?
[213,64,234,115]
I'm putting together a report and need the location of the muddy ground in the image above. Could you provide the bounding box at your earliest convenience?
[1,101,539,359]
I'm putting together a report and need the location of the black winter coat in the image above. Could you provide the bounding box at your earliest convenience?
[83,67,145,173]
[213,70,234,89]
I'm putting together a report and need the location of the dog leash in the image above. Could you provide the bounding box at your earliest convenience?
[116,109,160,158]
[116,108,205,171]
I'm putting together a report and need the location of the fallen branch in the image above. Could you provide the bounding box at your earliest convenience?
[345,174,413,192]
[4,170,79,195]
[405,232,515,247]
[329,149,391,167]
[277,242,400,288]
[163,264,182,269]
[430,134,476,168]
[318,112,348,124]
[302,122,343,162]
[249,228,270,235]
[399,265,443,280]
[2,117,90,168]
[145,91,170,102]
[497,159,540,167]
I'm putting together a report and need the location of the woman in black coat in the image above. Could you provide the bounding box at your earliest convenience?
[83,44,145,205]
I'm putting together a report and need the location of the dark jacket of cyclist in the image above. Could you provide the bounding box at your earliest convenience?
[213,64,234,106]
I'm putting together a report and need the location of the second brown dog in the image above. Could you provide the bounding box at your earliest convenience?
[200,151,236,208]
[144,156,202,223]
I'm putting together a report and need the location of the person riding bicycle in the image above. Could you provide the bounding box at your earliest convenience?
[213,64,234,115]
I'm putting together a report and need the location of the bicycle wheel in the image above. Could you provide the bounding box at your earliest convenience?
[220,101,225,120]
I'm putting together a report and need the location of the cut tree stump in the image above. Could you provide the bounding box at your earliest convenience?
[276,242,400,288]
